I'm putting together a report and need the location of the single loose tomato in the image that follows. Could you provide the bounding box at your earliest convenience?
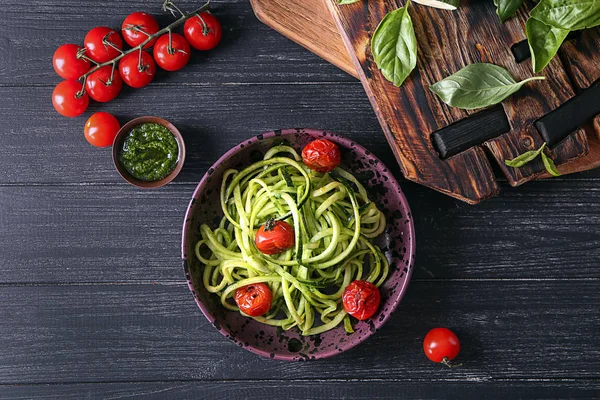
[85,65,122,102]
[423,328,461,366]
[302,139,341,173]
[255,220,295,255]
[83,112,120,147]
[184,12,222,51]
[84,27,123,63]
[119,50,156,88]
[53,44,91,80]
[234,283,273,317]
[342,280,380,320]
[121,12,160,48]
[52,80,89,118]
[153,33,191,71]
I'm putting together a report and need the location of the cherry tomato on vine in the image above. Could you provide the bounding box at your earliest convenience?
[302,139,341,173]
[153,33,191,71]
[52,80,89,118]
[52,44,91,80]
[84,26,124,63]
[342,280,380,320]
[119,51,156,88]
[85,65,122,102]
[121,12,160,48]
[184,12,222,51]
[255,220,295,255]
[234,283,273,317]
[83,112,120,148]
[423,328,461,367]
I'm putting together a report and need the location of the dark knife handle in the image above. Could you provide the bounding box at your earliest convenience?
[536,83,600,146]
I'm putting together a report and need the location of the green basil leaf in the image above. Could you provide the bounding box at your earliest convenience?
[530,0,600,30]
[494,0,524,23]
[430,63,545,110]
[371,1,417,87]
[526,18,570,73]
[504,143,546,167]
[338,0,360,4]
[541,152,561,176]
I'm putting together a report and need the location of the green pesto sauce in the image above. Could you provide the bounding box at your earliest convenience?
[119,123,179,181]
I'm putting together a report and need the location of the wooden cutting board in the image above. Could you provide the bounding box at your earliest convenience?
[250,0,600,203]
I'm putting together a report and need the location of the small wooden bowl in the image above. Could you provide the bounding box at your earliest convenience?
[112,116,186,188]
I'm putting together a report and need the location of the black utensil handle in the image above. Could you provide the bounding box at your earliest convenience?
[432,106,510,159]
[536,83,600,146]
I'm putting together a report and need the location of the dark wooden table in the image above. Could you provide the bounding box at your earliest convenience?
[1,1,599,398]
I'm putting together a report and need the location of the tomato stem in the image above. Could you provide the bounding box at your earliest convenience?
[76,0,211,94]
[441,357,462,368]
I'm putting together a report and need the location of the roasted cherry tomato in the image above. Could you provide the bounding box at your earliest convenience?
[234,283,273,317]
[84,26,124,63]
[84,112,120,147]
[119,50,156,88]
[302,139,341,173]
[52,80,89,118]
[52,44,91,80]
[153,33,191,71]
[85,65,122,102]
[342,280,380,320]
[184,12,222,51]
[255,220,295,255]
[121,12,160,48]
[423,328,461,367]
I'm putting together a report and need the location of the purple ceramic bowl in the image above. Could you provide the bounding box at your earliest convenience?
[181,129,416,361]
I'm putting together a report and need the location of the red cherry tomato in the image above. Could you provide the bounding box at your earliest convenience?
[302,139,341,173]
[52,80,89,118]
[234,283,273,317]
[52,44,91,80]
[184,12,222,51]
[84,27,123,63]
[423,328,461,365]
[342,280,380,320]
[121,12,160,48]
[153,33,191,71]
[119,51,156,88]
[255,220,295,255]
[83,112,120,148]
[85,65,122,102]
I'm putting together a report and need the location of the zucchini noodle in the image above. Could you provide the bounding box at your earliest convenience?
[195,145,389,335]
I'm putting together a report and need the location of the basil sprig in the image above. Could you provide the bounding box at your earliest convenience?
[530,0,600,31]
[338,0,360,4]
[527,0,600,73]
[526,18,569,73]
[493,0,524,23]
[430,63,545,110]
[371,0,417,87]
[504,142,562,176]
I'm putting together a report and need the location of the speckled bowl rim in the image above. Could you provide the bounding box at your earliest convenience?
[181,129,416,361]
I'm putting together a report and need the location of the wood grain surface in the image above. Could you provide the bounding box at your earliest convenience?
[327,0,593,203]
[0,0,599,398]
[250,0,600,182]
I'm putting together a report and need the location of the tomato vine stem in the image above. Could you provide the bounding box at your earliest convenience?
[76,0,211,96]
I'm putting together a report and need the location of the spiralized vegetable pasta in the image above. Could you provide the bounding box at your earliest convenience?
[195,145,389,335]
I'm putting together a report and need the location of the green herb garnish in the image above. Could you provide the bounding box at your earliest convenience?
[504,143,562,176]
[430,63,545,110]
[371,0,417,87]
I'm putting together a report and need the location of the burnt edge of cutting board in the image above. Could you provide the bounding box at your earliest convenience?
[251,0,600,202]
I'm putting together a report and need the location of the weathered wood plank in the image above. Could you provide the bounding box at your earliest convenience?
[0,282,598,383]
[0,0,352,85]
[0,84,386,184]
[2,380,600,399]
[0,179,598,283]
[327,0,590,201]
